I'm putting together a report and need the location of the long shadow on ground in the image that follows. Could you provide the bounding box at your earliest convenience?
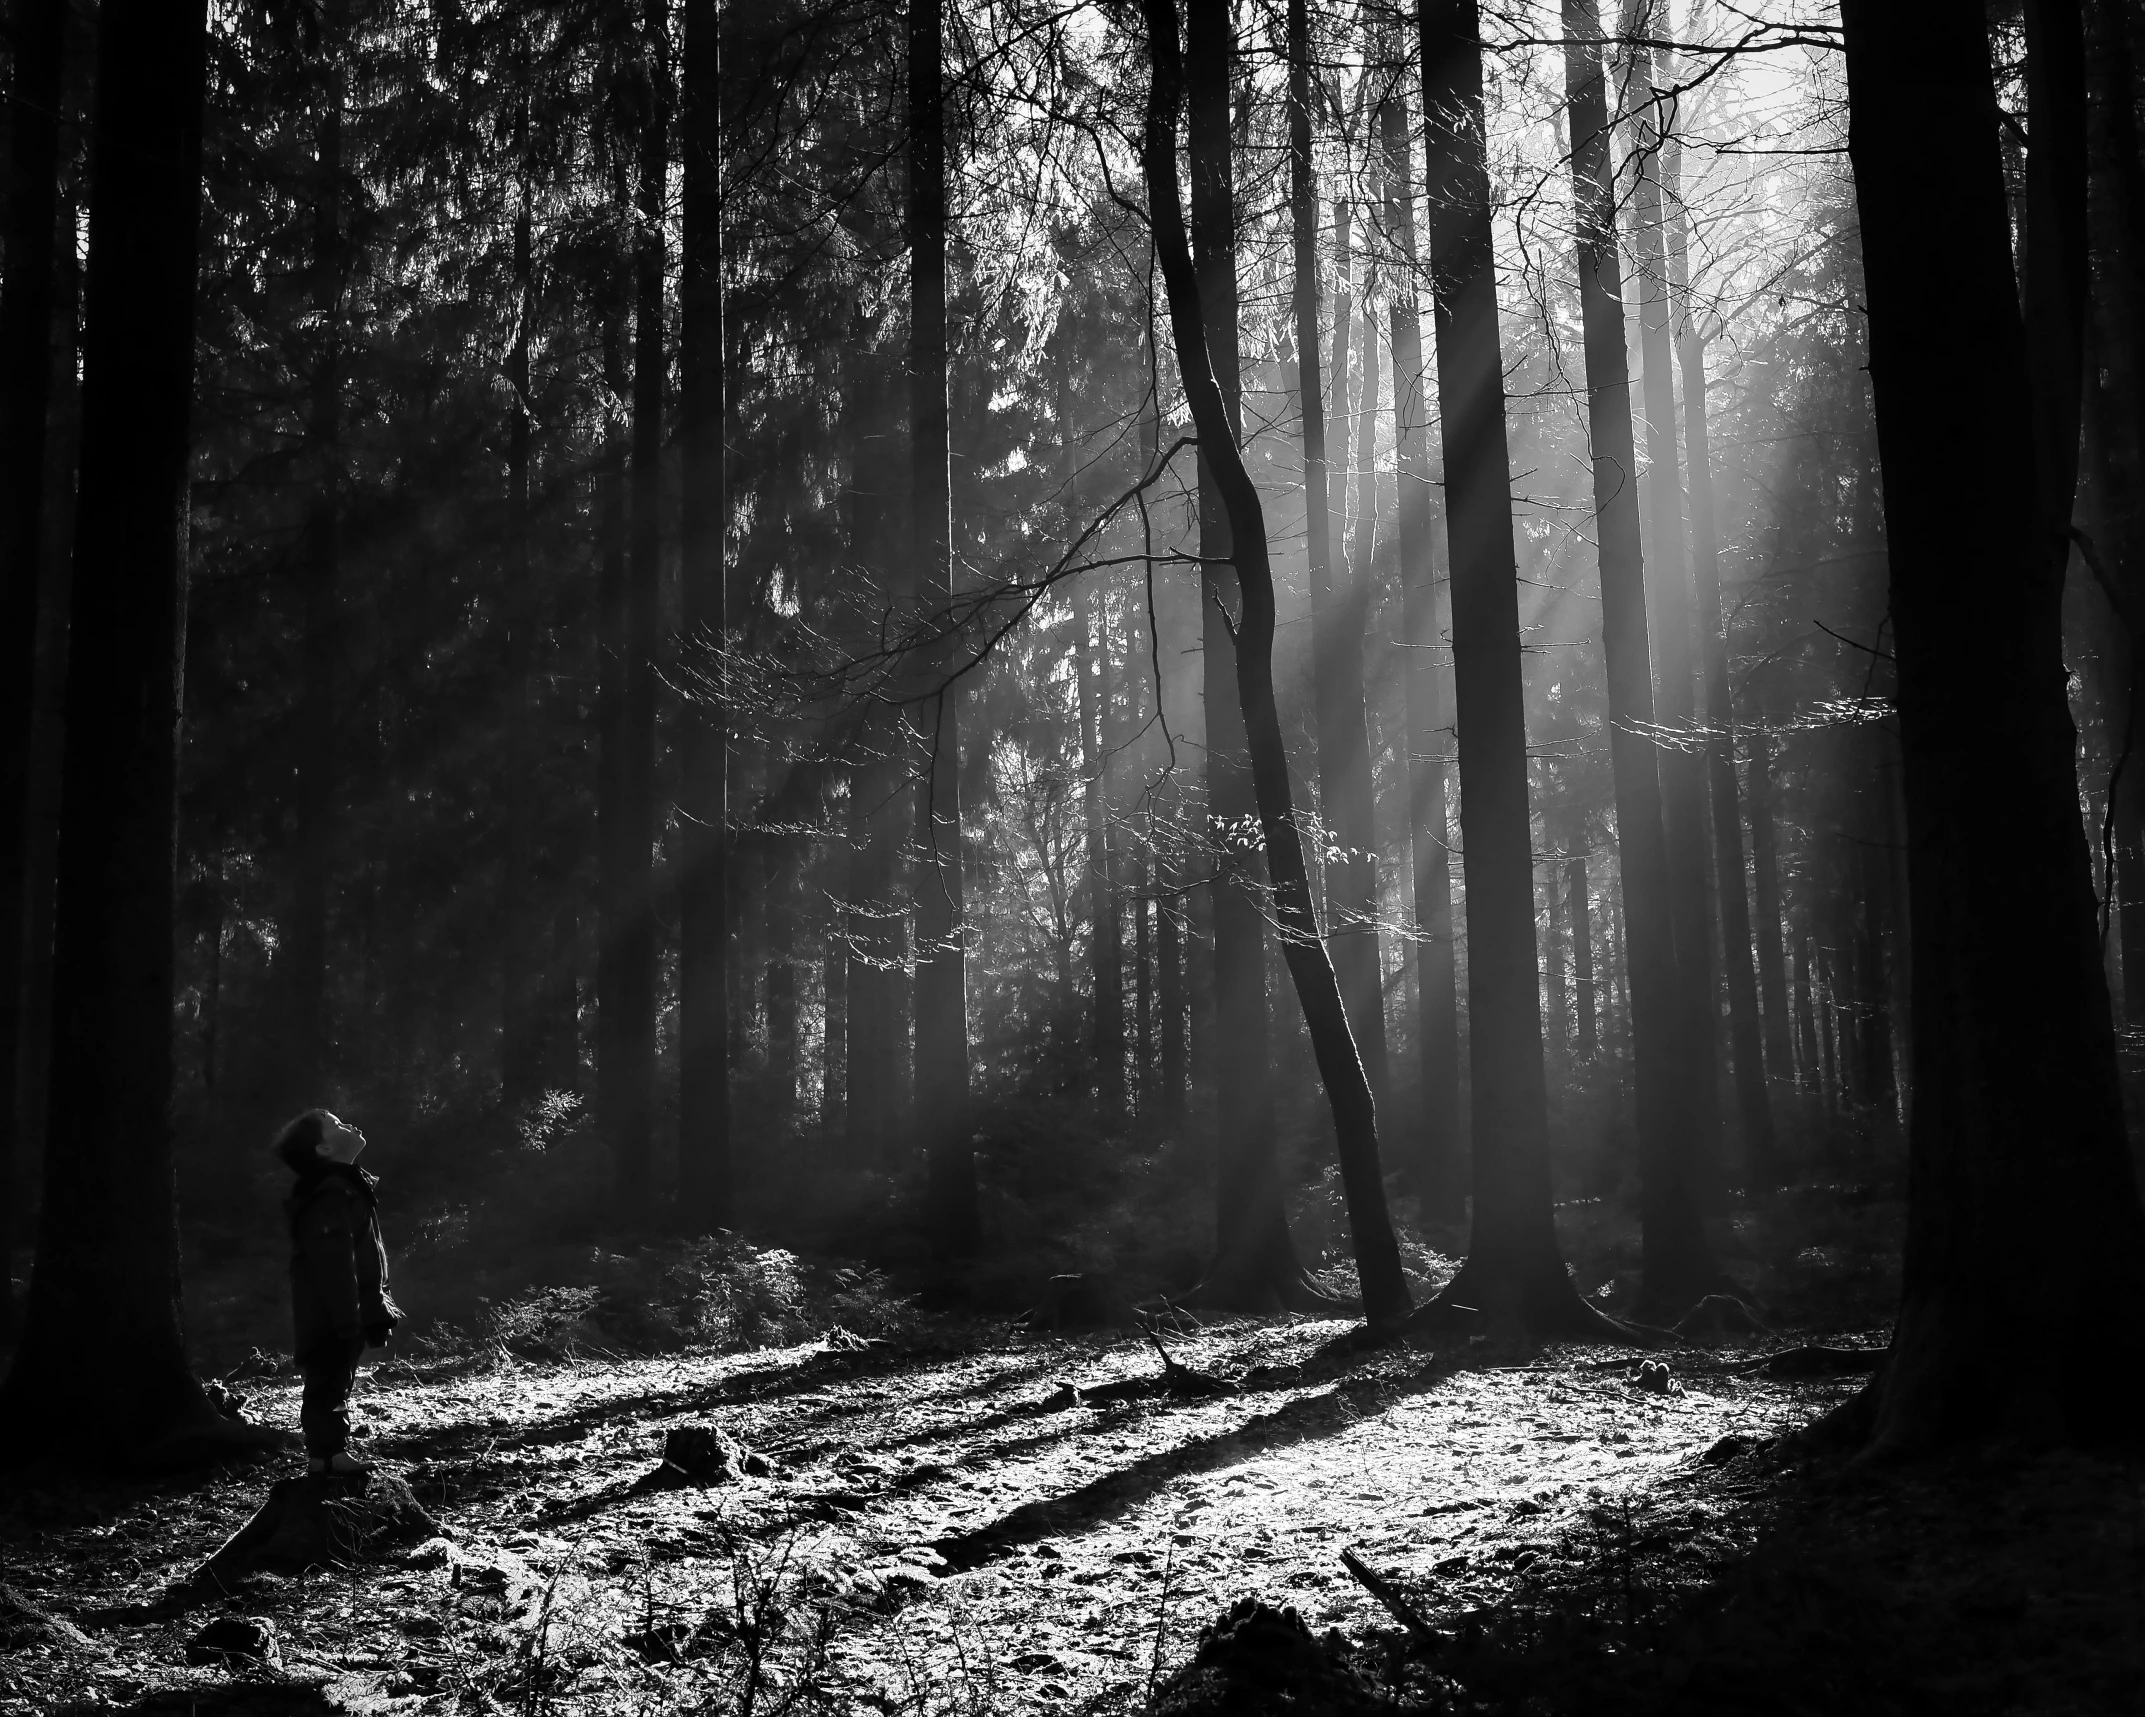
[932,1356,1468,1571]
[368,1335,1042,1468]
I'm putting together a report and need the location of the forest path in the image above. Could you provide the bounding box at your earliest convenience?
[1,1319,1866,1714]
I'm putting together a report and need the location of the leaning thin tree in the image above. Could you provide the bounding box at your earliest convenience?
[1141,0,1411,1328]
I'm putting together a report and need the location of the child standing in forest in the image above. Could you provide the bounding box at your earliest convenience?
[275,1109,400,1476]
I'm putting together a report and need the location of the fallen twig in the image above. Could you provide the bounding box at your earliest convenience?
[1339,1549,1443,1651]
[1724,1344,1885,1377]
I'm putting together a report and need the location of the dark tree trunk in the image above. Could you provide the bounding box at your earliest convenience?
[1664,124,1775,1183]
[1073,525,1124,1126]
[0,0,66,1269]
[1855,832,1896,1123]
[1416,0,1606,1336]
[1182,0,1299,1308]
[15,177,82,1260]
[765,851,798,1119]
[1815,936,1841,1123]
[822,877,847,1146]
[1792,930,1818,1090]
[677,0,729,1228]
[908,0,976,1258]
[1147,0,1411,1326]
[1569,850,1596,1057]
[1746,726,1795,1074]
[845,758,900,1172]
[595,319,635,1196]
[1293,5,1390,1136]
[1382,93,1461,1214]
[1626,35,1723,1202]
[0,0,246,1465]
[1544,849,1570,1063]
[2084,0,2145,1022]
[1135,861,1154,1114]
[1158,868,1186,1127]
[500,73,541,1111]
[607,3,668,1224]
[1835,0,2145,1449]
[1560,0,1717,1313]
[286,21,347,1110]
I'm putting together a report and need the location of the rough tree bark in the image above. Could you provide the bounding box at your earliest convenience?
[1663,117,1777,1185]
[908,0,977,1258]
[1415,0,1610,1336]
[1181,0,1307,1310]
[0,0,66,1275]
[677,0,729,1230]
[1148,0,1411,1326]
[1560,0,1717,1313]
[1624,25,1724,1198]
[286,12,348,1111]
[1292,0,1390,1134]
[1065,351,1125,1129]
[1544,848,1570,1061]
[605,2,667,1224]
[499,61,542,1111]
[1834,0,2145,1450]
[1745,723,1795,1076]
[1382,89,1462,1216]
[1569,849,1596,1057]
[0,0,271,1466]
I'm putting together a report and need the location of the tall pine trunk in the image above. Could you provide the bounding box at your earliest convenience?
[1417,0,1606,1335]
[1384,88,1462,1216]
[1145,0,1410,1326]
[677,0,729,1228]
[1183,0,1301,1308]
[1663,119,1777,1184]
[614,6,668,1222]
[600,10,667,1225]
[500,71,541,1111]
[286,20,347,1111]
[1292,1,1390,1131]
[1835,0,2145,1449]
[908,0,976,1257]
[1559,0,1716,1313]
[1569,850,1596,1057]
[0,0,256,1465]
[1625,29,1723,1200]
[1745,725,1795,1076]
[0,0,66,1271]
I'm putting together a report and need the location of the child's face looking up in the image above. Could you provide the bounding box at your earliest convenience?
[318,1113,368,1165]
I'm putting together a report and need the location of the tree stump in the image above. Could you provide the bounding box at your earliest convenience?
[186,1471,443,1595]
[636,1424,774,1491]
[1020,1273,1140,1331]
[1149,1598,1386,1716]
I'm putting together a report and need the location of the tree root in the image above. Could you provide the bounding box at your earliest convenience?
[1404,1266,1649,1348]
[174,1469,443,1606]
[1726,1344,1886,1378]
[1137,1314,1235,1396]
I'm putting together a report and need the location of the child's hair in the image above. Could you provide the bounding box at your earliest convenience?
[273,1109,332,1174]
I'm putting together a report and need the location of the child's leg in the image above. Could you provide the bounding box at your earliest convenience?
[299,1337,365,1456]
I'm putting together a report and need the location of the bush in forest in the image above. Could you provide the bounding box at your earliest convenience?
[477,1237,918,1361]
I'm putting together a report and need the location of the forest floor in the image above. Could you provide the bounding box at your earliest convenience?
[3,1303,2142,1716]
